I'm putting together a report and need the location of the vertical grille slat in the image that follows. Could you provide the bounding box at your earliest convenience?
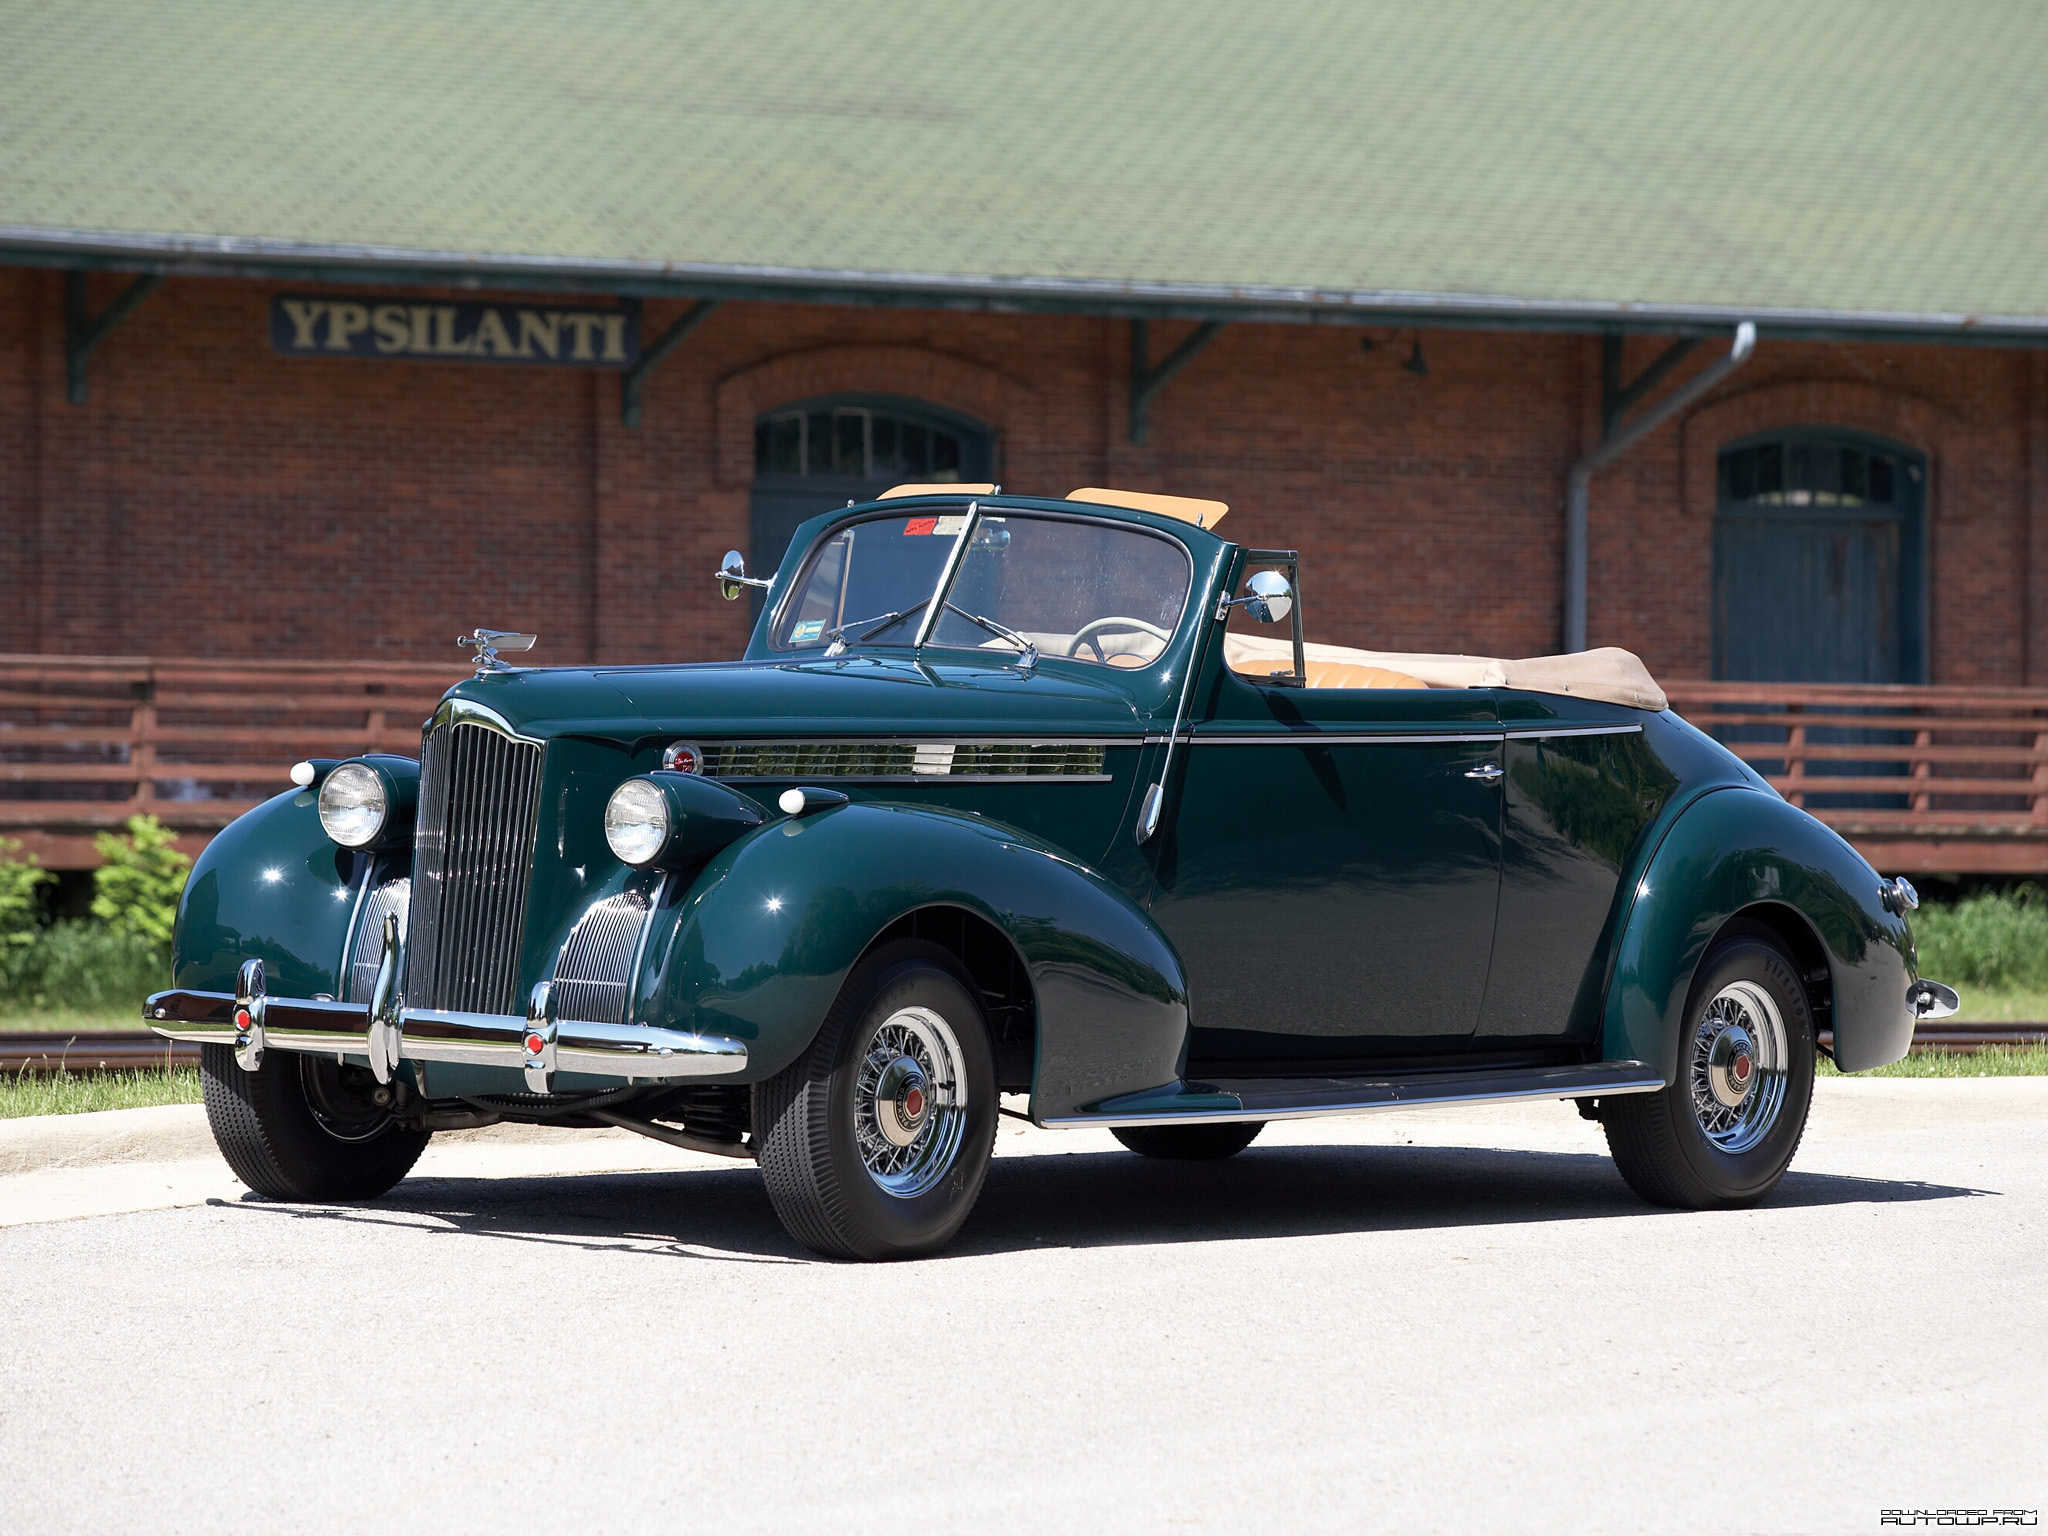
[550,892,652,1024]
[346,877,412,1003]
[407,715,544,1015]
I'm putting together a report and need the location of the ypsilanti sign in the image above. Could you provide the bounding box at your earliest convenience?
[270,294,640,367]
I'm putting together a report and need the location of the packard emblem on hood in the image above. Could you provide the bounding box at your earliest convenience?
[457,628,537,676]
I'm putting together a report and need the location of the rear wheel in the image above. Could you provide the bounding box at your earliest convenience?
[753,941,998,1260]
[1602,923,1816,1209]
[1112,1121,1264,1159]
[200,1045,430,1201]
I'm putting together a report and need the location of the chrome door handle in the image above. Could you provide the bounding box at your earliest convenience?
[1465,763,1504,783]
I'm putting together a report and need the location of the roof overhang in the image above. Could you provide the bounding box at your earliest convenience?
[8,224,2047,348]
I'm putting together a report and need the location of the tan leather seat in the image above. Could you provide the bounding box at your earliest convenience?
[1236,658,1426,689]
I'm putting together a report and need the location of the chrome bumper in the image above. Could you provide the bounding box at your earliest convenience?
[149,986,747,1086]
[147,919,745,1091]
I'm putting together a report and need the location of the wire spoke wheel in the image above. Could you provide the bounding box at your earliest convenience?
[754,941,999,1259]
[852,1006,968,1198]
[1601,923,1816,1210]
[1687,979,1788,1154]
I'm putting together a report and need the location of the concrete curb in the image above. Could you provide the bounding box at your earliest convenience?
[0,1103,218,1177]
[2,1077,2042,1182]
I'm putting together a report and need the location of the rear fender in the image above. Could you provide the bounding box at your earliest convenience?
[636,802,1188,1118]
[1603,786,1916,1077]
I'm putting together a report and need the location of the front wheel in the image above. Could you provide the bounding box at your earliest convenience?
[200,1044,430,1200]
[1602,923,1816,1209]
[753,942,999,1260]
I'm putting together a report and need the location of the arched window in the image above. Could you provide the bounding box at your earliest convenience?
[1712,429,1926,684]
[749,396,995,595]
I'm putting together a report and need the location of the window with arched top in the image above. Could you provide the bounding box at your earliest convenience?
[748,396,995,598]
[1713,429,1926,684]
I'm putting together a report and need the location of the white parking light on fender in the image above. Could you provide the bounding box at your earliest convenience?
[778,786,850,817]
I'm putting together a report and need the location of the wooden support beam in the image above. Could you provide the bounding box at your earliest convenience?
[66,269,163,405]
[620,299,720,427]
[1600,333,1699,438]
[1129,319,1224,444]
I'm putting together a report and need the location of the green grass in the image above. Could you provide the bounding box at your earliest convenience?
[0,1008,146,1034]
[1949,987,2048,1024]
[0,1065,202,1118]
[1914,886,2048,992]
[1824,1044,2048,1077]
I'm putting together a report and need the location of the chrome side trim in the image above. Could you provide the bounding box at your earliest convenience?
[1502,723,1646,740]
[1186,732,1507,746]
[702,738,1115,782]
[1043,1062,1666,1127]
[149,989,748,1082]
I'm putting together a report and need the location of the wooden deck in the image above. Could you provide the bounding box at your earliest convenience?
[4,657,2044,875]
[0,655,464,867]
[1661,680,2048,875]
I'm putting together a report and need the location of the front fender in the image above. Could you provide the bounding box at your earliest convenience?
[1604,785,1916,1078]
[172,788,364,998]
[636,802,1188,1118]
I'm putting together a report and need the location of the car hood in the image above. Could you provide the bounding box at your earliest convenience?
[441,656,1149,744]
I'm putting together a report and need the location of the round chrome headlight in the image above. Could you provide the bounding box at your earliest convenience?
[319,762,389,848]
[605,779,671,866]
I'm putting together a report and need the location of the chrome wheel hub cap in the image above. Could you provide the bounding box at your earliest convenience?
[1706,1023,1758,1109]
[854,1007,967,1199]
[871,1055,931,1148]
[1689,980,1789,1154]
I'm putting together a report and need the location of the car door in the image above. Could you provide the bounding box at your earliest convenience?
[1474,703,1680,1047]
[1144,666,1505,1073]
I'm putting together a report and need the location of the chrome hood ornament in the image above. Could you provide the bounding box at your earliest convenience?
[458,627,537,676]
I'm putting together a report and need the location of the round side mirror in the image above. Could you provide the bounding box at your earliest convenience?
[1240,569,1294,624]
[718,550,749,602]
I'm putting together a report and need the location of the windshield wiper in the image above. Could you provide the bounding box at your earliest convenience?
[941,603,1038,671]
[821,598,930,656]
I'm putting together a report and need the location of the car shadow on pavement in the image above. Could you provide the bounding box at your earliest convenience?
[211,1139,1989,1262]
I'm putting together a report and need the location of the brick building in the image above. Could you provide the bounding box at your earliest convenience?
[4,2,2047,872]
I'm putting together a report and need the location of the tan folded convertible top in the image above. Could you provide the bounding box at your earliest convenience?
[1223,634,1668,712]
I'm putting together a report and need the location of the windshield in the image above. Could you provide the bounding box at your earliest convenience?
[928,516,1191,667]
[770,511,967,650]
[771,508,1193,668]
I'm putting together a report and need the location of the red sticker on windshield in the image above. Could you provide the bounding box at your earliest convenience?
[903,517,938,536]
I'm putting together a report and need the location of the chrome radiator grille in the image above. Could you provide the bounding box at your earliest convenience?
[406,718,544,1015]
[346,877,411,1003]
[550,892,650,1024]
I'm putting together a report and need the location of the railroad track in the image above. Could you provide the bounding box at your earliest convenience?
[4,1025,2044,1077]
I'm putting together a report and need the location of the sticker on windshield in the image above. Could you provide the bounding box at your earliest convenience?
[903,517,938,535]
[901,514,966,537]
[790,619,825,643]
[933,515,966,535]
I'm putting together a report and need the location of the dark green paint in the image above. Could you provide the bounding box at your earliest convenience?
[169,494,1923,1115]
[1603,780,1916,1076]
[634,802,1187,1119]
[173,788,361,999]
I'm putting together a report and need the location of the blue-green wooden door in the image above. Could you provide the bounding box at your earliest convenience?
[748,397,994,611]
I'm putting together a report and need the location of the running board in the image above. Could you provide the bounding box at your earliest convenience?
[1046,1060,1664,1128]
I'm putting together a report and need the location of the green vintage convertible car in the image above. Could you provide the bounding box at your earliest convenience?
[150,486,1958,1258]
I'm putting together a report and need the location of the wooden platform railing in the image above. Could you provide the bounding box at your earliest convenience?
[0,655,466,867]
[4,657,2046,874]
[1661,680,2048,875]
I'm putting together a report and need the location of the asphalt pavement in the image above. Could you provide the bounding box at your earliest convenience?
[1,1079,2042,1535]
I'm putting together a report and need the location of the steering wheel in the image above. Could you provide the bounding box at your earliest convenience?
[1068,616,1173,665]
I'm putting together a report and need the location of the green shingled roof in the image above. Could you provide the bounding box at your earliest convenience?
[4,0,2047,333]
